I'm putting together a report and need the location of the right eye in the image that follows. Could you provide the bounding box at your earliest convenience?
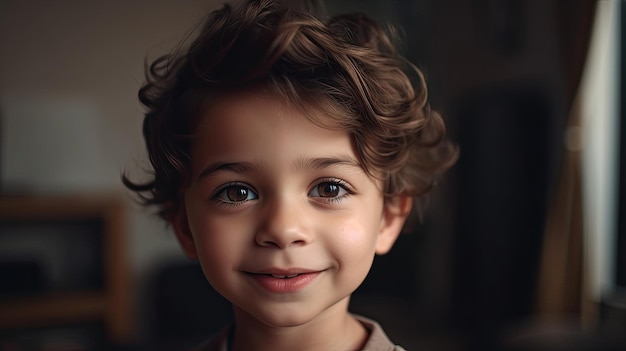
[213,183,258,204]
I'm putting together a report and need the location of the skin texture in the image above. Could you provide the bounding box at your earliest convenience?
[173,88,411,351]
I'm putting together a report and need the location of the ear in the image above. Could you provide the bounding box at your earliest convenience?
[171,204,198,260]
[375,196,413,255]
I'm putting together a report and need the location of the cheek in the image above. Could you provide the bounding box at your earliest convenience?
[323,202,383,259]
[335,221,379,258]
[330,222,379,289]
[187,213,250,271]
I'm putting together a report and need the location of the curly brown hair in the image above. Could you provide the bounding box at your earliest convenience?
[123,0,457,221]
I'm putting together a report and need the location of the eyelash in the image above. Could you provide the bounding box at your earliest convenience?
[211,182,258,207]
[210,178,355,208]
[309,178,355,204]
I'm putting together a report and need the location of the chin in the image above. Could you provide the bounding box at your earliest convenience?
[241,300,334,328]
[253,309,316,328]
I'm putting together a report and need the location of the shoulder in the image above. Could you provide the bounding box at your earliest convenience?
[355,315,407,351]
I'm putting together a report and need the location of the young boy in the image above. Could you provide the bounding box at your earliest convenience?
[125,0,456,349]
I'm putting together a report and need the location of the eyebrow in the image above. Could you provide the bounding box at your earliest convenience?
[197,162,255,182]
[197,155,362,183]
[294,155,362,172]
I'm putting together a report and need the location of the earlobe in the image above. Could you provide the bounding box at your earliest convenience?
[171,205,199,260]
[375,196,413,255]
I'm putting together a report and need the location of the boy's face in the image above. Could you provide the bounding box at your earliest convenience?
[174,88,410,328]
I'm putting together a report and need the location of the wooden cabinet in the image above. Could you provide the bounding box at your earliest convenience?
[0,195,133,345]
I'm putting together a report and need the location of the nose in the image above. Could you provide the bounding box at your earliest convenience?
[255,197,312,249]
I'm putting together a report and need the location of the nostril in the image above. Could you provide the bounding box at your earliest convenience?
[259,239,281,248]
[291,239,306,246]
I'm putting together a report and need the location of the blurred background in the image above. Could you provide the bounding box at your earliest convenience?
[0,0,624,350]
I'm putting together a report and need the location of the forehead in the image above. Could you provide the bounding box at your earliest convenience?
[194,88,292,140]
[191,84,350,132]
[189,88,356,165]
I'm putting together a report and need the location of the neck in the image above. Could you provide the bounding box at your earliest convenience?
[229,298,368,351]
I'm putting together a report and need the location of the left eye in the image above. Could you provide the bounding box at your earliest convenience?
[309,181,349,198]
[214,184,258,203]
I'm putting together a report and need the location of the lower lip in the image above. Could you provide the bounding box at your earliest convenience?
[249,272,321,293]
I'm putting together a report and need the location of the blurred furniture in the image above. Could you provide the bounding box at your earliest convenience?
[0,194,132,347]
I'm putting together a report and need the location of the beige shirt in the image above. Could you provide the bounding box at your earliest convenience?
[195,315,406,351]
